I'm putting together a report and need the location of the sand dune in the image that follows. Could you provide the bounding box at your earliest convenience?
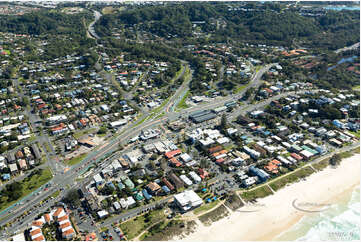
[180,154,360,241]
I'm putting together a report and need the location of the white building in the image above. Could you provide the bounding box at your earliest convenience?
[173,190,203,212]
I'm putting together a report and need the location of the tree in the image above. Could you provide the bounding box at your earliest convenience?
[220,113,228,131]
[97,126,107,135]
[63,189,81,206]
[200,159,209,168]
[329,154,341,166]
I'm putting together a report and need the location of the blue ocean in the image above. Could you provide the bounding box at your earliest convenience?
[275,187,360,241]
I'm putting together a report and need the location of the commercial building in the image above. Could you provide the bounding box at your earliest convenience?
[173,190,203,212]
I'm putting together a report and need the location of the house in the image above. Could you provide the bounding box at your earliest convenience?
[189,171,202,183]
[126,196,136,207]
[249,166,269,182]
[18,159,28,170]
[147,182,161,195]
[9,163,18,174]
[180,175,193,187]
[168,173,184,190]
[242,177,257,187]
[142,189,153,200]
[93,173,104,186]
[173,190,203,212]
[264,159,281,174]
[165,149,181,159]
[162,177,175,191]
[97,210,109,219]
[198,168,209,179]
[62,228,75,240]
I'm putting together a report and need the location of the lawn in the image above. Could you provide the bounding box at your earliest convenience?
[352,85,360,91]
[0,168,53,211]
[193,200,220,215]
[233,84,248,94]
[66,153,88,166]
[73,128,97,139]
[349,130,360,139]
[269,166,315,192]
[120,209,165,240]
[176,90,190,110]
[241,185,273,202]
[312,159,329,171]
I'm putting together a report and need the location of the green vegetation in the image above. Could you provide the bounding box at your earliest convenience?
[352,85,360,91]
[313,159,329,171]
[198,204,229,226]
[120,209,165,240]
[66,153,88,166]
[42,223,58,241]
[329,153,342,166]
[96,2,359,50]
[233,84,248,94]
[141,220,196,241]
[0,168,52,211]
[44,142,51,153]
[241,185,273,202]
[349,130,360,139]
[193,200,220,215]
[269,167,315,191]
[176,90,190,110]
[63,188,81,206]
[73,128,97,139]
[225,193,244,211]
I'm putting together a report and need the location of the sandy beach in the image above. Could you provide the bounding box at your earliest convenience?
[180,153,360,241]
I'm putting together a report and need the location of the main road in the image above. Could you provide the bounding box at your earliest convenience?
[0,63,276,237]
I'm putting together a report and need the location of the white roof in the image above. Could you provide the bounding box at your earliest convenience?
[199,137,215,146]
[113,201,121,210]
[93,173,103,183]
[180,153,192,163]
[217,137,230,144]
[59,219,70,225]
[97,210,109,218]
[12,233,26,241]
[300,149,313,158]
[189,171,202,182]
[127,196,136,206]
[174,190,203,210]
[112,160,122,170]
[110,119,127,127]
[119,198,128,208]
[180,175,193,186]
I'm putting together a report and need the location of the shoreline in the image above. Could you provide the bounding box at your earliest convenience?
[179,153,360,241]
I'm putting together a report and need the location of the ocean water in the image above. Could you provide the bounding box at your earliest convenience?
[275,186,360,241]
[323,6,360,11]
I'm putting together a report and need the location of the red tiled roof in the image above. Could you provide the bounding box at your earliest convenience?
[215,158,225,164]
[165,149,181,159]
[32,220,43,227]
[44,214,51,223]
[30,228,41,236]
[59,222,71,229]
[62,228,75,236]
[53,207,64,217]
[57,215,69,222]
[290,153,303,161]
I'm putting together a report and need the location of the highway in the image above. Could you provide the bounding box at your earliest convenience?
[87,10,102,40]
[0,62,276,234]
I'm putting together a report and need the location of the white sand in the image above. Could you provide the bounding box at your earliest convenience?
[180,154,360,241]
